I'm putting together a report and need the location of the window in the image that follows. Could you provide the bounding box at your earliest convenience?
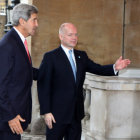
[0,0,6,15]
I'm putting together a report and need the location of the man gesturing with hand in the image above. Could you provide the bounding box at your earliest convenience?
[37,23,131,140]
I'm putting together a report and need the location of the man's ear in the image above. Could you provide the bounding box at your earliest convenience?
[19,18,25,26]
[59,34,63,40]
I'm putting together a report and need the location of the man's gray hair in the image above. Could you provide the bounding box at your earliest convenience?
[59,23,72,35]
[59,22,76,35]
[12,3,38,26]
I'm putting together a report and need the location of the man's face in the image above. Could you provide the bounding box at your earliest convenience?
[22,13,38,37]
[59,24,78,49]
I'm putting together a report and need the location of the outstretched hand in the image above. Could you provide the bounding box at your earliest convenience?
[115,56,131,71]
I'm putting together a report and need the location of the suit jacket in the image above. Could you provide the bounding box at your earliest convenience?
[37,46,115,124]
[0,28,37,131]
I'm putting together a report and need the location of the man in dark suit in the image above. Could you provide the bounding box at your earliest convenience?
[0,3,38,140]
[37,23,130,140]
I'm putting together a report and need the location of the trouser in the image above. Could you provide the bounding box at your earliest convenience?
[0,131,21,140]
[46,119,82,140]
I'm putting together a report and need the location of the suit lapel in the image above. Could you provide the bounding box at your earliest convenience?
[58,47,76,83]
[74,50,82,85]
[11,28,32,68]
[10,28,32,81]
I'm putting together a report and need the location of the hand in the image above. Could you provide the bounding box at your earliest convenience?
[8,115,25,135]
[44,113,56,129]
[115,56,131,71]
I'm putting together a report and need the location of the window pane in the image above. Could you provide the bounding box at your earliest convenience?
[0,0,6,15]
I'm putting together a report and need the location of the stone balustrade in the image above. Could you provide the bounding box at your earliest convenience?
[82,72,140,140]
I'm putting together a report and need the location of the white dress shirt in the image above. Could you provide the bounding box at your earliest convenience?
[61,45,77,68]
[13,27,26,45]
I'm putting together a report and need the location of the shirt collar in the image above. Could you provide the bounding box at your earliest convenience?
[61,45,74,55]
[61,45,76,66]
[13,27,26,44]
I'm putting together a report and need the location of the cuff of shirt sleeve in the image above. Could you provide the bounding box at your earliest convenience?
[113,64,119,75]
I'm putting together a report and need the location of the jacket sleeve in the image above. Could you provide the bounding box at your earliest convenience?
[0,46,18,122]
[32,67,39,81]
[83,51,116,76]
[37,53,53,115]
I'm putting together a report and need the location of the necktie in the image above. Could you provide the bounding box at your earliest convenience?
[24,39,31,63]
[69,50,76,81]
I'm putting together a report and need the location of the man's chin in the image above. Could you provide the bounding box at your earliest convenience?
[70,44,76,48]
[30,30,37,36]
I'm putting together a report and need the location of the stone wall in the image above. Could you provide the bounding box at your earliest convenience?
[32,0,123,67]
[124,0,140,67]
[31,0,140,68]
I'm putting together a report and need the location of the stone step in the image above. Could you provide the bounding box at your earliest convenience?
[21,133,46,140]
